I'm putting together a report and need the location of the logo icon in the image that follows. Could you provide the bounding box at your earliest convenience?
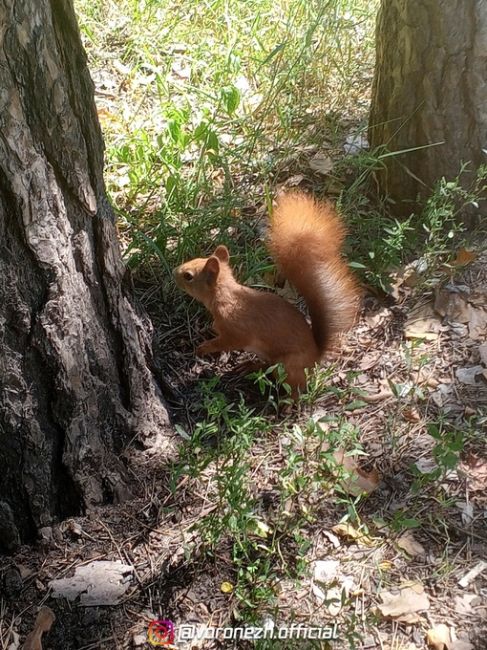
[147,619,175,647]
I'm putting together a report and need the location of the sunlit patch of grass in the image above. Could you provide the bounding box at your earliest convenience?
[76,0,487,302]
[76,0,378,280]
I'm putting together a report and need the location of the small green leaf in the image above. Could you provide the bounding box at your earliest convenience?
[205,129,219,156]
[348,261,367,269]
[344,399,368,411]
[401,518,421,529]
[221,85,240,115]
[194,120,208,141]
[167,119,181,144]
[260,42,286,66]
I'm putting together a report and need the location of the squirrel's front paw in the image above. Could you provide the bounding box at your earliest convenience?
[196,341,213,356]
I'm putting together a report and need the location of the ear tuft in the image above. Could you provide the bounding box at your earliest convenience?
[203,256,220,284]
[213,245,229,263]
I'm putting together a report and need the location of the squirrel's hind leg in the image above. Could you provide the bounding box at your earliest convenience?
[282,362,307,401]
[232,358,266,375]
[197,335,237,356]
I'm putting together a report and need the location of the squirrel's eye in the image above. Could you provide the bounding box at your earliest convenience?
[183,271,193,282]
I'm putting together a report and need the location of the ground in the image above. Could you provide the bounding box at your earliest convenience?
[1,1,487,649]
[2,249,486,649]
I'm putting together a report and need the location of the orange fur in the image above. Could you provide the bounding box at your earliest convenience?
[173,193,359,398]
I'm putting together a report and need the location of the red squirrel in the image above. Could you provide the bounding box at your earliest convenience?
[173,192,359,397]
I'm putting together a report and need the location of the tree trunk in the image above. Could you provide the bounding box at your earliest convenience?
[0,0,175,551]
[369,0,487,213]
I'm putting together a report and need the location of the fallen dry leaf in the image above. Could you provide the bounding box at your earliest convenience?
[332,449,380,496]
[377,582,430,621]
[312,582,327,605]
[171,59,191,79]
[402,267,421,288]
[358,352,381,371]
[469,288,487,308]
[452,248,477,267]
[312,559,355,615]
[396,531,426,557]
[456,500,474,526]
[22,607,55,650]
[313,559,339,583]
[322,529,341,548]
[275,280,299,302]
[426,623,451,650]
[454,593,479,615]
[8,630,20,650]
[467,305,487,340]
[262,268,280,287]
[343,131,368,154]
[469,289,487,307]
[458,453,487,492]
[283,174,304,187]
[325,576,354,616]
[132,634,147,648]
[402,406,421,422]
[390,269,415,300]
[359,388,394,404]
[455,365,486,386]
[405,301,442,340]
[415,457,438,474]
[364,307,391,328]
[479,343,487,366]
[434,288,470,322]
[430,383,456,409]
[309,152,333,175]
[331,522,375,546]
[378,560,392,571]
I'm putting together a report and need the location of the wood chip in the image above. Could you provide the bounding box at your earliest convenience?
[458,560,487,588]
[49,560,133,606]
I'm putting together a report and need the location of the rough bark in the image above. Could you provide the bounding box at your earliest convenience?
[369,0,487,213]
[0,0,175,550]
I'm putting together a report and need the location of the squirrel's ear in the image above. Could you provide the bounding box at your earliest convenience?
[213,245,229,263]
[203,256,220,285]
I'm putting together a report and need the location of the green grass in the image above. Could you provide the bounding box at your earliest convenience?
[76,0,485,300]
[76,0,378,280]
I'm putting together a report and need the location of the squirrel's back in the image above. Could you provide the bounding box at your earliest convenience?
[268,192,359,353]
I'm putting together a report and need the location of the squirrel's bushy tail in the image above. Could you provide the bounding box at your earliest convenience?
[268,192,359,354]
